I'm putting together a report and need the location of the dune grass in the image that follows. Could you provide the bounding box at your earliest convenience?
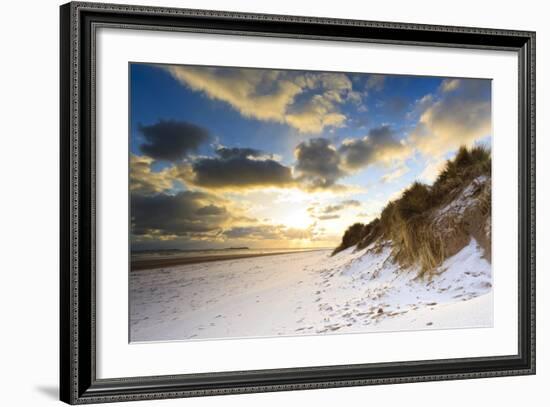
[333,145,491,275]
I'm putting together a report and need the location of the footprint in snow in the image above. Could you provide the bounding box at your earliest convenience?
[295,326,314,332]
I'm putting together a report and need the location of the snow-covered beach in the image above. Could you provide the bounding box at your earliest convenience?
[130,238,492,342]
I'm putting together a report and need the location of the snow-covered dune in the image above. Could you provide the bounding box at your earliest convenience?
[130,238,492,342]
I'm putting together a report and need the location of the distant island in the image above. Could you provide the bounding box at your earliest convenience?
[132,247,250,254]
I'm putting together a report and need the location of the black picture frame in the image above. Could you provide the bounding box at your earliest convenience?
[60,2,536,404]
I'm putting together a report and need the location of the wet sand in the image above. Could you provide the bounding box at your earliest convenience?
[131,249,326,271]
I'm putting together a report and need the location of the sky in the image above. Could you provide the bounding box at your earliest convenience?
[129,63,491,251]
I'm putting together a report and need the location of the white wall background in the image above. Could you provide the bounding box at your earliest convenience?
[0,0,546,405]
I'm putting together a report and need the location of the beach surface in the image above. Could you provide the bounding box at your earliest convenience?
[130,238,492,342]
[131,249,325,270]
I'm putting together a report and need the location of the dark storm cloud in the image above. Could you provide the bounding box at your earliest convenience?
[190,147,293,189]
[139,120,210,162]
[294,138,345,188]
[338,125,411,170]
[195,204,227,216]
[294,131,410,189]
[215,147,269,160]
[131,191,228,237]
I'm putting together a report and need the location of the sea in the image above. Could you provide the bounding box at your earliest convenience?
[131,247,331,262]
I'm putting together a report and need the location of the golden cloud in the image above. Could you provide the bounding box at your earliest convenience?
[381,164,410,183]
[166,66,355,133]
[410,79,491,157]
[286,95,347,133]
[440,78,461,92]
[130,154,179,195]
[419,159,447,183]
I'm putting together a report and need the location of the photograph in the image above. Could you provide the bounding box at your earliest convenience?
[57,2,536,403]
[129,63,493,343]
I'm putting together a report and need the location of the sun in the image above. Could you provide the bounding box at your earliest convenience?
[280,207,312,230]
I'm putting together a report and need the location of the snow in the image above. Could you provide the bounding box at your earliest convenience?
[130,238,492,342]
[435,175,488,220]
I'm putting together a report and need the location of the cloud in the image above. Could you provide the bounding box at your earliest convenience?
[418,159,446,183]
[366,74,385,91]
[285,95,347,133]
[131,191,229,238]
[317,214,340,221]
[222,225,279,240]
[283,227,315,240]
[133,126,412,196]
[139,120,209,162]
[406,94,434,120]
[322,199,361,214]
[286,73,359,133]
[341,199,361,207]
[167,65,355,133]
[195,204,227,216]
[387,186,407,203]
[167,66,299,121]
[293,128,412,190]
[381,164,410,183]
[188,147,294,189]
[410,78,491,157]
[222,224,314,241]
[307,199,361,221]
[440,78,461,92]
[339,125,412,171]
[130,154,178,195]
[294,138,345,188]
[132,139,368,195]
[321,205,341,214]
[215,147,270,160]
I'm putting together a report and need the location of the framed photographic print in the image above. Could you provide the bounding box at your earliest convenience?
[60,1,536,404]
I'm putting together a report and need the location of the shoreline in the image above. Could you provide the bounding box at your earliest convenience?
[131,248,331,271]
